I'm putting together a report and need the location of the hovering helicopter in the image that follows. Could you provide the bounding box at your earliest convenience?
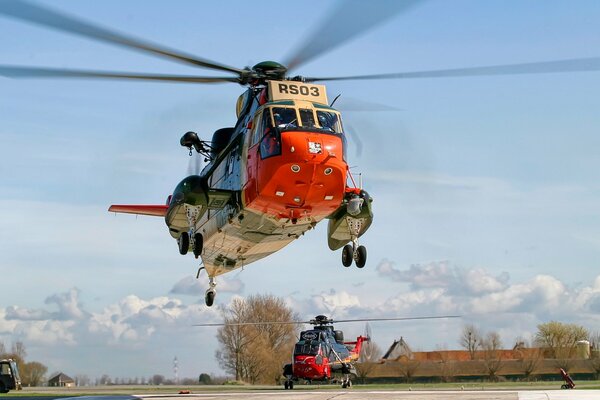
[196,314,460,389]
[3,1,600,307]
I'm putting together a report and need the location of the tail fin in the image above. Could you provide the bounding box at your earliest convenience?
[108,204,168,217]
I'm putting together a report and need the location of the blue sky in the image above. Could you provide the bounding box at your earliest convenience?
[1,0,600,381]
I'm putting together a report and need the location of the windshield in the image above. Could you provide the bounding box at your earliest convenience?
[317,111,343,133]
[294,342,320,356]
[268,107,343,134]
[272,107,297,129]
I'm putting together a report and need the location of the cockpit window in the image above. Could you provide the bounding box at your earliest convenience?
[299,108,316,128]
[317,111,343,133]
[295,342,320,356]
[271,107,297,129]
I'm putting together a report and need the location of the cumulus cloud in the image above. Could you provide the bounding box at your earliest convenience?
[376,259,509,295]
[170,275,244,296]
[1,287,221,347]
[6,288,87,322]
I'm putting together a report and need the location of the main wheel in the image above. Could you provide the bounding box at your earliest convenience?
[355,245,367,268]
[178,232,189,255]
[193,233,203,258]
[205,290,215,307]
[342,244,353,267]
[284,381,289,390]
[288,381,294,389]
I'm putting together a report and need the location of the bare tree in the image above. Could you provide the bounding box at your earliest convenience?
[434,345,456,383]
[459,324,482,360]
[11,341,27,360]
[481,331,503,382]
[356,341,382,383]
[22,361,47,386]
[215,294,298,384]
[394,358,420,383]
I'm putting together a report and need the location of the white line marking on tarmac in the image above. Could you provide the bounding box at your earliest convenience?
[518,390,600,400]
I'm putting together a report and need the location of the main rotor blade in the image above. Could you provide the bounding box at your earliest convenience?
[0,65,239,83]
[194,314,460,327]
[284,0,424,71]
[194,320,306,327]
[306,57,600,82]
[332,315,461,323]
[0,0,243,76]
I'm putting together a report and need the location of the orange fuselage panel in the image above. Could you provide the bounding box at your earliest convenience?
[244,131,346,221]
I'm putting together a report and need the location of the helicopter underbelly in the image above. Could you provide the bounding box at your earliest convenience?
[196,206,316,277]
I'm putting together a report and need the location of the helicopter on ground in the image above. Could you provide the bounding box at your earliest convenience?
[195,314,459,389]
[3,1,600,306]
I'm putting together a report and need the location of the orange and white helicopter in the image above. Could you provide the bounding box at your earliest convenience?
[3,1,600,306]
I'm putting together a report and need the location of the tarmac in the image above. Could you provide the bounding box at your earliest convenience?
[15,391,600,400]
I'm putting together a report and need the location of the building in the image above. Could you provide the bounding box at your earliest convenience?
[48,373,75,387]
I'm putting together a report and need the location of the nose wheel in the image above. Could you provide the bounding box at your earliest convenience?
[205,276,217,307]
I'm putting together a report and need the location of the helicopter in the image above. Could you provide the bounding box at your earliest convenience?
[3,1,600,307]
[195,314,460,389]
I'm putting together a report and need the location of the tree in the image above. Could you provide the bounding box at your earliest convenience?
[355,341,382,383]
[394,358,420,383]
[198,373,212,385]
[481,331,503,382]
[459,324,482,360]
[215,294,298,384]
[23,361,47,386]
[151,374,165,385]
[535,321,589,371]
[11,341,27,360]
[99,374,111,385]
[434,345,456,383]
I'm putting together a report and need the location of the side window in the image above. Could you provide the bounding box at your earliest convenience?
[259,119,281,160]
[251,111,264,147]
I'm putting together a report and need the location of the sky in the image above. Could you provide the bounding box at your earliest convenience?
[1,0,600,382]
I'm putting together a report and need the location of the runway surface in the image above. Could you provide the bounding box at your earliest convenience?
[15,390,600,400]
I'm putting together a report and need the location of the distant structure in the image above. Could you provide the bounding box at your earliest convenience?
[382,337,413,360]
[48,372,75,387]
[173,356,179,384]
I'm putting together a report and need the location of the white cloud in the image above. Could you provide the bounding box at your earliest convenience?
[170,275,244,296]
[376,259,509,295]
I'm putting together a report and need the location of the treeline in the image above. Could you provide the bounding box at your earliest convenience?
[0,341,48,386]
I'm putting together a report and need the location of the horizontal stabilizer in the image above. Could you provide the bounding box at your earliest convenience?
[108,204,168,217]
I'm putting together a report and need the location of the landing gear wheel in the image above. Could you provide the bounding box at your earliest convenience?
[342,244,353,267]
[205,289,216,307]
[193,233,203,258]
[355,245,367,268]
[284,381,289,390]
[288,381,294,390]
[178,232,189,255]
